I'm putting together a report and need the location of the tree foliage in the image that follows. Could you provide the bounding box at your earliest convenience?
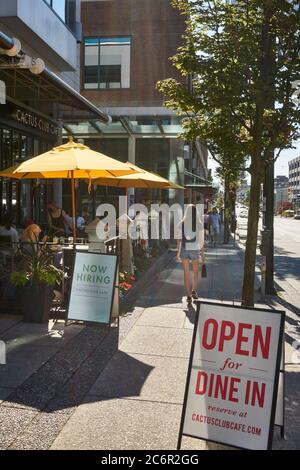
[158,0,300,170]
[157,0,300,305]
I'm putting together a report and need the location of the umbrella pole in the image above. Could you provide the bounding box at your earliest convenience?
[71,171,76,240]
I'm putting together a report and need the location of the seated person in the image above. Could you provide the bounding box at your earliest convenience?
[20,224,47,255]
[0,216,19,253]
[47,202,71,236]
[77,209,89,239]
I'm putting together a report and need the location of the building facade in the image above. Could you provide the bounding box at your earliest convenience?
[274,175,289,214]
[64,0,210,212]
[0,0,109,226]
[289,156,300,211]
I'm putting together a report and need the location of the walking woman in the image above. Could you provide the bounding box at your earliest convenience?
[177,204,206,305]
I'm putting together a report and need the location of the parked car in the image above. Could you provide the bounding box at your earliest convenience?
[282,210,295,218]
[294,211,300,220]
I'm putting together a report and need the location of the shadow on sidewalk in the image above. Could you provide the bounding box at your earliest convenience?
[1,325,119,413]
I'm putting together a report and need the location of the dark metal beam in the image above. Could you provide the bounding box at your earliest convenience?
[119,116,133,135]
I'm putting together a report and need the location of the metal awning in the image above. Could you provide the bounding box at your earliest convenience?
[0,31,110,122]
[61,115,184,138]
[184,170,213,188]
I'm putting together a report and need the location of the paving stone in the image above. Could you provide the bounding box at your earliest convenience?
[273,367,300,449]
[0,346,57,389]
[0,315,22,334]
[0,387,14,404]
[46,328,118,414]
[183,308,196,330]
[8,410,74,450]
[120,325,193,358]
[51,399,184,450]
[0,406,37,449]
[1,243,300,451]
[135,306,186,329]
[87,352,188,404]
[2,326,109,411]
[1,329,118,450]
[119,307,145,344]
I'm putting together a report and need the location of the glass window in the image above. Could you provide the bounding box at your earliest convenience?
[52,0,66,22]
[128,117,161,134]
[84,41,99,89]
[45,0,66,23]
[84,37,131,90]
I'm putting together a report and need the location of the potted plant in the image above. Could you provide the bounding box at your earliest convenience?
[119,271,136,298]
[11,241,63,323]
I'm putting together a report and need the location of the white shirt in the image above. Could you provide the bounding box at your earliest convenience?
[0,226,19,252]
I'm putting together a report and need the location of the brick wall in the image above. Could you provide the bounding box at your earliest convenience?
[81,0,186,107]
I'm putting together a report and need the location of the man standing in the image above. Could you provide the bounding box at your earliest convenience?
[209,207,221,247]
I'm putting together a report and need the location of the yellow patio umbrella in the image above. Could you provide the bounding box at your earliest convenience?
[0,137,139,236]
[92,162,184,189]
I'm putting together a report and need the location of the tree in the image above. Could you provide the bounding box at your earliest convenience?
[157,0,300,306]
[244,189,251,206]
[215,164,240,243]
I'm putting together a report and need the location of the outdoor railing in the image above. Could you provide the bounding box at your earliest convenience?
[105,235,120,256]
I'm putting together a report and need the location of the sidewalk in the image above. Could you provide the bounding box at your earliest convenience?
[1,243,299,450]
[49,243,300,450]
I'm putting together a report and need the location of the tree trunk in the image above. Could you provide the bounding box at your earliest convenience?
[242,164,263,306]
[223,177,230,244]
[241,5,274,306]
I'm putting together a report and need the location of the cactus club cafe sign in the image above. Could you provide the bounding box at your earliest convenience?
[178,301,285,450]
[67,252,118,325]
[8,105,59,136]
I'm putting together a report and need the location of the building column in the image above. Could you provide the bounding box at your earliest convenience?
[168,139,184,208]
[127,136,136,206]
[121,136,136,275]
[53,120,63,208]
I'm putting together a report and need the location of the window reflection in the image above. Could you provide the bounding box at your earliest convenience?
[84,37,131,90]
[45,0,66,23]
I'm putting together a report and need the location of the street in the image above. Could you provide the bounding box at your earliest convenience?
[236,209,300,299]
[274,217,300,296]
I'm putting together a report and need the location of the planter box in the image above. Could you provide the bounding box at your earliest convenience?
[0,276,21,315]
[20,284,53,323]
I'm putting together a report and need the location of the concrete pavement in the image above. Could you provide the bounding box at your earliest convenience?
[1,241,299,450]
[50,243,300,450]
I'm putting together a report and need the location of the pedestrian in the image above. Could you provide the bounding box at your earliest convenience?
[177,204,206,306]
[204,209,209,241]
[47,202,71,236]
[209,207,221,247]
